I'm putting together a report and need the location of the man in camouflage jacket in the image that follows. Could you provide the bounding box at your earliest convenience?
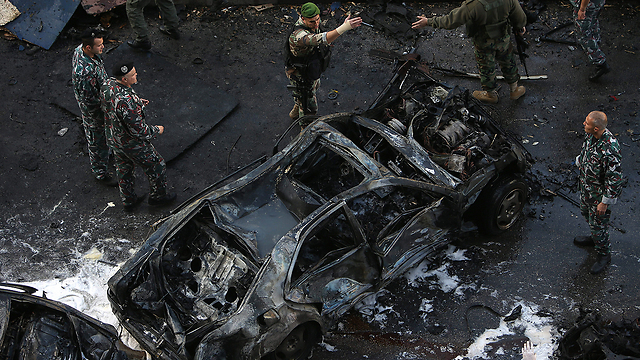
[412,0,527,104]
[100,62,175,211]
[285,2,361,122]
[72,28,115,186]
[574,111,623,274]
[571,0,610,81]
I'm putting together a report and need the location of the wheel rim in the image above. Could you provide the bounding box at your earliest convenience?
[496,188,524,230]
[274,325,309,360]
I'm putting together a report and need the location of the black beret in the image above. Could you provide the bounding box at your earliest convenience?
[80,28,102,40]
[112,62,134,77]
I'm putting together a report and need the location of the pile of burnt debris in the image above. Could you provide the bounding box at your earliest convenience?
[557,309,640,360]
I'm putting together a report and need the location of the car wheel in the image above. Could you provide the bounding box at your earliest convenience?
[478,176,528,235]
[270,323,320,360]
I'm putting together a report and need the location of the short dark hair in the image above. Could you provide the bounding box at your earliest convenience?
[589,111,608,129]
[81,28,103,48]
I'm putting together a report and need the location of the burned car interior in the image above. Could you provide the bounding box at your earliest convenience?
[0,285,144,360]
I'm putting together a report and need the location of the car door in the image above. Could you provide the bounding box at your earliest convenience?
[286,202,381,318]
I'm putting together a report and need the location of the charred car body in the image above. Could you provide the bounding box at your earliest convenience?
[0,283,144,360]
[107,61,531,360]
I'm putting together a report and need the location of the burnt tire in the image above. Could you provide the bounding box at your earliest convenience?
[269,323,320,360]
[477,176,528,235]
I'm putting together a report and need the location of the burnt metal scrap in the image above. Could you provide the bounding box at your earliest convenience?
[0,283,145,360]
[107,61,532,360]
[557,308,640,360]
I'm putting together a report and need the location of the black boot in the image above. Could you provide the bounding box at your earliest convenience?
[590,253,611,274]
[123,194,147,212]
[127,39,151,51]
[148,192,177,207]
[588,62,610,82]
[159,25,180,40]
[573,235,595,246]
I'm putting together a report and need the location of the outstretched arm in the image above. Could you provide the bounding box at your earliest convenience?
[326,15,362,44]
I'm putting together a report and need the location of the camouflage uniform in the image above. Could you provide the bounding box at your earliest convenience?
[426,0,527,91]
[71,45,109,179]
[126,0,179,42]
[100,78,168,206]
[571,0,606,66]
[286,17,325,118]
[576,129,623,255]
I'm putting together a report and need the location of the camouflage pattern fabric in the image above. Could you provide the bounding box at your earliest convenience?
[576,129,623,255]
[289,17,326,58]
[287,71,319,119]
[571,0,606,66]
[71,45,110,178]
[286,17,325,118]
[100,78,167,205]
[126,0,179,41]
[473,32,519,91]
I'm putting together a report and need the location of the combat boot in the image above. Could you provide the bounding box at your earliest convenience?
[127,39,151,51]
[573,235,595,246]
[289,104,300,120]
[588,61,610,82]
[149,192,177,207]
[590,253,611,274]
[509,82,526,100]
[159,25,180,40]
[472,90,499,104]
[123,194,146,212]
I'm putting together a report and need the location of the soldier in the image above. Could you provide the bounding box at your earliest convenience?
[285,2,362,122]
[126,0,180,50]
[100,62,176,211]
[571,0,610,81]
[72,28,116,186]
[574,111,623,274]
[412,0,527,104]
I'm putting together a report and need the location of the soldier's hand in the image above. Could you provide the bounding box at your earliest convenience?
[412,15,429,29]
[577,9,586,21]
[157,125,164,134]
[519,27,526,35]
[141,98,149,106]
[347,15,362,29]
[596,202,608,215]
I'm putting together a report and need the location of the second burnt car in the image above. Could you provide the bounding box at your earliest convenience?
[107,60,531,360]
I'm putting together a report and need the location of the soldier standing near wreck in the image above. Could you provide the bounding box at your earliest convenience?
[574,111,623,274]
[571,0,610,81]
[100,62,176,211]
[412,0,527,104]
[286,2,362,122]
[126,0,180,50]
[72,28,116,186]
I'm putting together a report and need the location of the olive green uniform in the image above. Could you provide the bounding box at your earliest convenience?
[426,0,527,91]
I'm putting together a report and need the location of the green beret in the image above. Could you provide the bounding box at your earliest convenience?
[301,2,320,18]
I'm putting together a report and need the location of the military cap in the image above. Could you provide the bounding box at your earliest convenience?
[112,62,134,77]
[80,28,102,40]
[301,2,320,18]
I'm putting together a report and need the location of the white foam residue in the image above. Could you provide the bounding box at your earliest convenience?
[455,302,559,360]
[17,256,144,351]
[320,341,337,352]
[419,298,433,319]
[445,245,470,261]
[355,290,397,327]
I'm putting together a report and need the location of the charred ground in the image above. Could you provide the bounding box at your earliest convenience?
[1,1,639,359]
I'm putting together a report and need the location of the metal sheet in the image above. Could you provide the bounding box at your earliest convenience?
[0,0,20,26]
[4,0,80,50]
[80,0,125,15]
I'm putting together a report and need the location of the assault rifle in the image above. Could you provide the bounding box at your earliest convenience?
[513,28,529,77]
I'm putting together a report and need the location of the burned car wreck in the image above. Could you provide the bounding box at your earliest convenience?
[107,61,531,360]
[0,283,144,360]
